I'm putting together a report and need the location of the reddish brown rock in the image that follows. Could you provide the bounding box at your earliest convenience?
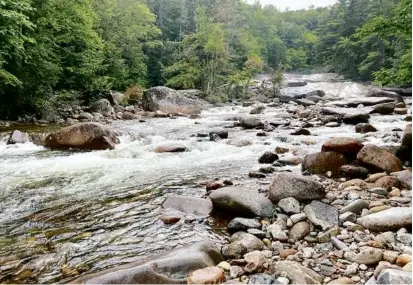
[357,145,403,173]
[322,137,364,158]
[302,152,348,177]
[188,266,226,284]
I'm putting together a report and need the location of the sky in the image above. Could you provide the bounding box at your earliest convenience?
[246,0,337,11]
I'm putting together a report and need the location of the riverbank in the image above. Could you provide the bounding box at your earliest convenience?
[0,73,411,284]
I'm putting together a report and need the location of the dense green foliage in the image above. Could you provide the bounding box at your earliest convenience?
[0,0,411,119]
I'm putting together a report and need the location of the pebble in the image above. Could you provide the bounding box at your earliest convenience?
[290,213,306,223]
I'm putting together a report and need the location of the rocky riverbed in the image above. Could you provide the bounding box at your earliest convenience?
[0,73,411,284]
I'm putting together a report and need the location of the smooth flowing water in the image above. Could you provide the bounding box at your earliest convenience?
[0,73,410,283]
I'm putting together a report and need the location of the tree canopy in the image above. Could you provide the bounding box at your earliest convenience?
[0,0,411,119]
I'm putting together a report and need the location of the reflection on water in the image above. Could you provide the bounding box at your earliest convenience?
[0,73,410,283]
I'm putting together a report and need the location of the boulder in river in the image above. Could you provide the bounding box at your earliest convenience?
[269,173,325,202]
[250,104,266,115]
[240,117,264,129]
[322,137,364,159]
[357,207,412,232]
[162,196,213,216]
[70,241,223,284]
[209,187,274,218]
[44,123,119,150]
[287,82,308,87]
[7,130,30,145]
[142,87,206,115]
[371,102,395,115]
[396,124,412,163]
[155,144,187,153]
[89,99,113,116]
[258,151,279,164]
[306,90,326,97]
[302,151,347,177]
[342,113,370,124]
[356,123,378,134]
[357,145,403,173]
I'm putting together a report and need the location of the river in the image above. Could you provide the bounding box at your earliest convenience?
[0,73,410,283]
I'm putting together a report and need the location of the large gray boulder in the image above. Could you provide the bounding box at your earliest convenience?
[357,207,412,232]
[269,173,325,202]
[44,123,119,151]
[142,87,207,115]
[89,99,112,116]
[70,242,223,284]
[209,187,274,218]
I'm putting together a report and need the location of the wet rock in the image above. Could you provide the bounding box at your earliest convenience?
[397,124,412,163]
[377,269,412,285]
[357,145,403,173]
[259,151,279,164]
[249,172,266,179]
[344,247,383,265]
[269,173,325,202]
[228,139,253,147]
[7,130,29,145]
[30,132,48,146]
[371,103,395,115]
[302,152,347,177]
[356,123,378,134]
[230,232,265,252]
[188,266,226,284]
[210,130,229,140]
[240,117,264,129]
[44,123,119,151]
[357,207,412,232]
[155,144,187,153]
[343,113,370,124]
[142,87,206,115]
[248,274,280,284]
[228,218,261,233]
[250,104,266,115]
[206,182,224,191]
[278,197,300,215]
[289,221,311,241]
[71,241,223,284]
[271,261,323,284]
[296,99,316,106]
[287,82,307,87]
[395,108,408,115]
[304,201,339,230]
[90,99,112,115]
[340,199,369,214]
[290,129,311,136]
[325,122,341,128]
[341,165,369,178]
[322,137,364,158]
[162,196,213,216]
[260,167,275,174]
[210,187,274,218]
[307,90,326,97]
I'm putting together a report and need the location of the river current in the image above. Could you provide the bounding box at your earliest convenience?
[0,73,410,283]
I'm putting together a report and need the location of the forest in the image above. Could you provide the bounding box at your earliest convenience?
[0,0,411,119]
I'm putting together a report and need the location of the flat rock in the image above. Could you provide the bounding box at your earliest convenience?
[357,207,412,232]
[156,144,187,153]
[71,242,223,284]
[377,269,412,285]
[304,201,339,230]
[322,137,364,158]
[162,196,213,216]
[357,145,403,173]
[271,261,323,284]
[302,151,348,177]
[269,173,325,202]
[210,187,274,218]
